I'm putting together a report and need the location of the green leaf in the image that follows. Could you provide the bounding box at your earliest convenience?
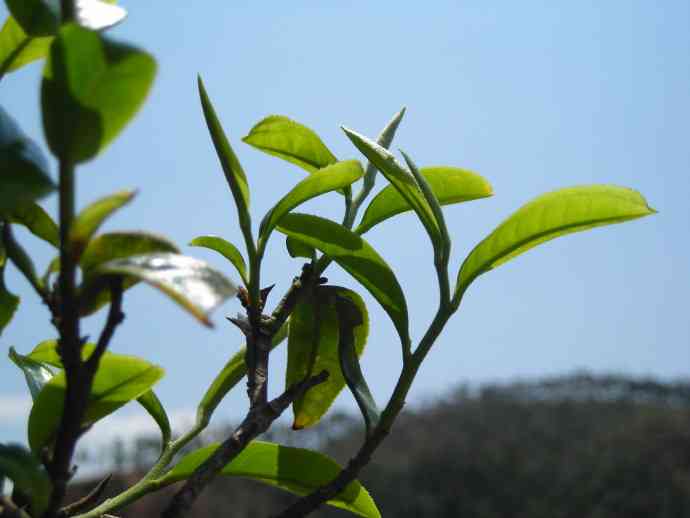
[342,127,440,245]
[136,389,171,445]
[277,213,409,347]
[3,202,59,247]
[197,76,251,221]
[41,24,156,163]
[0,106,54,211]
[159,441,381,518]
[190,235,248,286]
[92,253,238,327]
[260,160,364,240]
[0,237,19,335]
[197,322,288,425]
[288,286,369,430]
[6,0,59,37]
[285,236,314,260]
[357,166,493,234]
[28,353,164,452]
[79,231,179,315]
[69,190,136,261]
[27,340,170,442]
[3,223,43,292]
[0,17,52,75]
[335,291,379,435]
[242,115,337,174]
[455,185,657,301]
[0,444,51,516]
[8,346,54,400]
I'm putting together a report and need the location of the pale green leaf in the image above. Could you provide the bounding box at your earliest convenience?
[357,166,492,234]
[8,346,54,400]
[243,115,337,174]
[260,160,364,240]
[190,235,248,286]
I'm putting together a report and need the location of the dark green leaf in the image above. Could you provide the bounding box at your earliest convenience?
[8,346,54,400]
[0,237,19,335]
[93,253,238,327]
[285,236,314,260]
[0,106,54,211]
[335,291,379,435]
[136,390,171,445]
[342,127,440,246]
[79,231,178,315]
[277,213,409,347]
[260,160,364,242]
[0,17,52,75]
[197,76,251,226]
[41,24,156,163]
[3,223,42,292]
[357,166,493,234]
[3,202,59,247]
[6,0,59,37]
[455,185,657,301]
[242,115,337,174]
[159,441,381,518]
[190,235,248,286]
[197,322,288,424]
[27,339,170,441]
[28,353,164,452]
[70,190,136,260]
[0,444,51,516]
[288,286,370,430]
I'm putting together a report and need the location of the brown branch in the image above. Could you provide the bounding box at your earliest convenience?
[161,371,329,518]
[59,474,112,517]
[46,278,125,518]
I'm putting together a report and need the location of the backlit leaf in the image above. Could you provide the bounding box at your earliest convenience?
[357,166,493,234]
[3,202,59,247]
[190,235,247,286]
[243,115,337,174]
[277,213,409,347]
[0,17,52,75]
[285,236,314,260]
[27,340,170,442]
[93,253,238,327]
[42,24,156,163]
[260,160,364,240]
[0,106,54,211]
[70,190,136,260]
[28,353,164,452]
[159,441,381,518]
[455,185,657,301]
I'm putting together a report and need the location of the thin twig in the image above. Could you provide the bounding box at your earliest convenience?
[59,475,112,517]
[161,371,328,518]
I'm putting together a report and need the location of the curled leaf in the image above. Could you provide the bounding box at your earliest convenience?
[190,235,248,286]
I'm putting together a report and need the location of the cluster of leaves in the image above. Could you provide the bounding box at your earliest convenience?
[0,1,656,518]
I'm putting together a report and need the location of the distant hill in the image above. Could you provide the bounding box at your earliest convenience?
[69,373,690,517]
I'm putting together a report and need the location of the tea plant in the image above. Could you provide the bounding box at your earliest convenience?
[0,2,656,518]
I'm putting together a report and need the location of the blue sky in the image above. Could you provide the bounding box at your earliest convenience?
[1,2,688,448]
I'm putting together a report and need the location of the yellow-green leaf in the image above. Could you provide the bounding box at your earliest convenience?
[243,115,337,174]
[190,235,248,286]
[455,185,657,301]
[357,166,493,234]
